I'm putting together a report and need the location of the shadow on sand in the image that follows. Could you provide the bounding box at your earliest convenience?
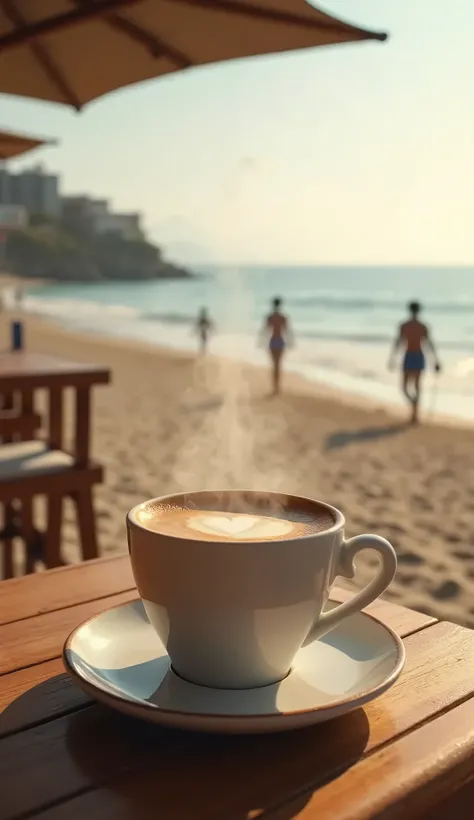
[325,423,407,451]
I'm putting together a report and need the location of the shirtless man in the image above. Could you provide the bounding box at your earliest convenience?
[388,301,441,424]
[261,297,293,395]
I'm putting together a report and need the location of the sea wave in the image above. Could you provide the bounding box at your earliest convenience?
[26,296,140,319]
[25,296,474,350]
[141,311,196,325]
[300,331,474,350]
[287,295,474,312]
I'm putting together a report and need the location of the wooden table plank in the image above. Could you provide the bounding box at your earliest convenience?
[0,590,138,676]
[0,660,90,739]
[0,554,435,634]
[1,622,473,820]
[272,696,474,820]
[0,587,433,680]
[331,586,436,637]
[0,352,110,391]
[0,556,134,626]
[0,587,436,733]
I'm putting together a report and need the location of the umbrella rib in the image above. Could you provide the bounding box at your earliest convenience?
[0,0,141,50]
[170,0,386,40]
[0,0,82,108]
[0,0,386,51]
[108,14,192,67]
[69,2,192,68]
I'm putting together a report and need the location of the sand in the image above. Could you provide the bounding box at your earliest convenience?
[4,311,474,628]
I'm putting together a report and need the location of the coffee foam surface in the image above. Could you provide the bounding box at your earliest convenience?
[187,512,294,540]
[135,500,335,542]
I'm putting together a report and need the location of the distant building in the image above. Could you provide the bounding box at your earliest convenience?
[0,165,60,219]
[0,204,28,231]
[0,170,11,205]
[94,211,143,241]
[61,195,96,235]
[61,195,144,241]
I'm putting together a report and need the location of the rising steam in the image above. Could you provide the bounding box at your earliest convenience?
[170,157,292,510]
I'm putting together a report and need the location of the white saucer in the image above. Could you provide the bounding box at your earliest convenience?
[63,599,405,734]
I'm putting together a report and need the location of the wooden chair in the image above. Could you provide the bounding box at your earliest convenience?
[0,387,103,578]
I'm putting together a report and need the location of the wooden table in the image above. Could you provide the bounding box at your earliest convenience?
[1,557,474,820]
[0,352,110,459]
[0,353,110,576]
[0,352,110,391]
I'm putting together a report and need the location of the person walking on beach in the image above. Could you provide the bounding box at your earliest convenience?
[388,301,441,424]
[260,296,293,395]
[195,307,214,355]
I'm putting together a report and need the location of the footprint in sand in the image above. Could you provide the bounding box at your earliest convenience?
[96,509,111,520]
[432,580,460,601]
[453,549,474,561]
[396,572,416,587]
[444,533,463,544]
[397,552,423,566]
[384,523,405,535]
[411,495,433,512]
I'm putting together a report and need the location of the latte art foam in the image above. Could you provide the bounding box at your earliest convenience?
[187,512,294,540]
[136,501,335,542]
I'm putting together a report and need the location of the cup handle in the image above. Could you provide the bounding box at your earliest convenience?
[304,534,397,646]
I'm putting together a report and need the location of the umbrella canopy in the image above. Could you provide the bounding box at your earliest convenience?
[0,127,55,159]
[0,0,387,110]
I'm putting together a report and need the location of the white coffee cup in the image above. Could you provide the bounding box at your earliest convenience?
[127,490,397,690]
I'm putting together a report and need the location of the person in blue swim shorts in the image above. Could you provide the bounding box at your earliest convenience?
[388,301,441,424]
[260,297,294,395]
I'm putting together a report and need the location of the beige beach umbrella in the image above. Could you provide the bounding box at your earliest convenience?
[0,128,56,159]
[0,0,387,110]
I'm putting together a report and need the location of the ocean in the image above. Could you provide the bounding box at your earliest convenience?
[22,265,474,422]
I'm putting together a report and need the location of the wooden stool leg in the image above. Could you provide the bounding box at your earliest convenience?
[3,503,15,579]
[45,495,63,568]
[22,497,36,574]
[3,539,14,579]
[73,488,98,561]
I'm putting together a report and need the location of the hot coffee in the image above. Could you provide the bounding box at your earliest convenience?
[128,490,397,688]
[134,495,335,542]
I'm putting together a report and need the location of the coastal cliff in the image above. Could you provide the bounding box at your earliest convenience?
[5,215,193,282]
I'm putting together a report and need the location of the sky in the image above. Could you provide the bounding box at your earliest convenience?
[1,0,474,266]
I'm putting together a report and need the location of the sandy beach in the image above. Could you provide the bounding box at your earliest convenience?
[3,311,474,629]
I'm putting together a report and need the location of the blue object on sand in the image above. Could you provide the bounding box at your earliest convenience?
[11,320,24,351]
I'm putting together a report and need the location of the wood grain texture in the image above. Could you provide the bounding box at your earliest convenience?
[0,659,91,738]
[0,555,133,625]
[0,585,433,680]
[0,553,433,634]
[0,590,137,675]
[0,579,437,739]
[332,587,436,636]
[0,617,444,740]
[1,622,473,820]
[273,695,474,820]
